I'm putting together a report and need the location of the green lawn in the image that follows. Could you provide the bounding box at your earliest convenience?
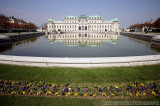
[0,95,99,106]
[0,64,160,105]
[0,64,160,84]
[0,95,159,106]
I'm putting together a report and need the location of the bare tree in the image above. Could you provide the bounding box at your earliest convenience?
[152,17,160,28]
[26,22,38,32]
[0,14,9,32]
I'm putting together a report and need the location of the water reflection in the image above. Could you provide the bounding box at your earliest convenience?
[47,33,119,47]
[0,37,39,52]
[0,33,159,57]
[127,37,150,50]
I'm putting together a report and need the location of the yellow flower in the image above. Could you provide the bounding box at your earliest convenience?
[29,90,33,95]
[111,93,115,97]
[136,92,140,97]
[66,92,71,96]
[115,85,118,89]
[151,91,156,96]
[27,83,32,86]
[93,93,97,97]
[60,85,64,87]
[102,92,107,96]
[132,84,136,87]
[21,91,25,95]
[121,94,124,98]
[46,91,52,95]
[11,91,16,95]
[143,92,147,96]
[107,86,110,90]
[4,80,8,84]
[84,93,88,97]
[55,92,60,96]
[37,91,41,96]
[68,84,72,88]
[98,85,101,88]
[68,88,71,91]
[74,93,79,97]
[129,93,132,97]
[52,83,55,87]
[11,81,15,86]
[140,83,144,87]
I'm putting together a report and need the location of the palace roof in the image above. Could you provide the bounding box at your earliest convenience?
[65,16,77,19]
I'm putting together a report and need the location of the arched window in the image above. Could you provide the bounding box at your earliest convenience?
[85,26,87,30]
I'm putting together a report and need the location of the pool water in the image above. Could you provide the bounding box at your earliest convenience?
[0,33,159,57]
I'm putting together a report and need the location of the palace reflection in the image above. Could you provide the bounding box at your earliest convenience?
[47,33,119,47]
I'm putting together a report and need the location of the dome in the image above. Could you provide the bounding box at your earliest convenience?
[48,19,52,22]
[113,18,119,22]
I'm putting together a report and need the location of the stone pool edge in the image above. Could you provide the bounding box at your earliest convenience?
[0,55,160,68]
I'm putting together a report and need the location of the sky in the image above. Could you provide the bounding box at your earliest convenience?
[0,0,160,28]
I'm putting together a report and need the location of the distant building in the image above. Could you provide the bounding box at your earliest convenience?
[9,16,26,31]
[47,15,120,32]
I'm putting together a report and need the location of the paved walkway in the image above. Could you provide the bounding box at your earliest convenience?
[0,32,42,38]
[125,32,160,36]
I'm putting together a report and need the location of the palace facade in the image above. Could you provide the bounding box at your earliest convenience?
[47,15,120,32]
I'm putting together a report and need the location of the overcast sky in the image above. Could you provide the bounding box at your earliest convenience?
[0,0,160,28]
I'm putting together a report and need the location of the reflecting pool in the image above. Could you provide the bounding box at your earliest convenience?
[0,33,159,57]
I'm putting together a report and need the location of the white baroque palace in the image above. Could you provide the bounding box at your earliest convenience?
[47,15,120,32]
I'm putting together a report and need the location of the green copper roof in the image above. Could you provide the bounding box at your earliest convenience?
[48,19,52,22]
[113,18,119,22]
[79,15,88,19]
[49,41,55,44]
[88,45,100,47]
[52,20,56,22]
[111,41,117,44]
[104,18,119,23]
[66,45,78,47]
[48,19,56,23]
[55,40,63,42]
[89,15,101,18]
[104,20,113,23]
[54,21,63,23]
[66,16,77,18]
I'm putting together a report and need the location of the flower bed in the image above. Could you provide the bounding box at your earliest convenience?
[0,80,159,98]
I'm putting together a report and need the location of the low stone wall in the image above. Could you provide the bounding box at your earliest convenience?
[0,55,160,68]
[121,32,160,50]
[120,32,154,41]
[151,36,160,46]
[0,32,45,47]
[9,32,45,42]
[0,36,11,47]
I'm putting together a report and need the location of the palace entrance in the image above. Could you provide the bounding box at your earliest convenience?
[79,26,87,31]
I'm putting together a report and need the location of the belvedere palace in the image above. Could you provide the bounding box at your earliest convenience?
[47,15,120,32]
